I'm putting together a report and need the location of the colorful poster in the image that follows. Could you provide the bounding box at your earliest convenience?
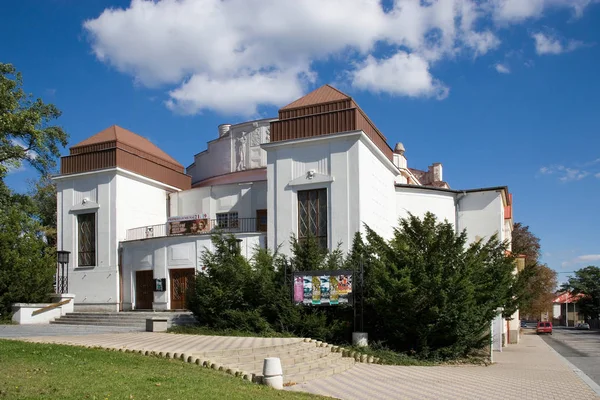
[294,271,353,306]
[294,276,304,303]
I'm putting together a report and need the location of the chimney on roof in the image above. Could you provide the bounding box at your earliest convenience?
[218,124,231,137]
[393,142,407,170]
[432,162,442,182]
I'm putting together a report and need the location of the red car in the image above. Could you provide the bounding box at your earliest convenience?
[536,321,553,335]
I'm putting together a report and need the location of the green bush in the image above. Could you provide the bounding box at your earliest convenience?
[187,213,517,360]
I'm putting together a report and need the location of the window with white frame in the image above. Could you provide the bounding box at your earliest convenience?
[216,212,239,229]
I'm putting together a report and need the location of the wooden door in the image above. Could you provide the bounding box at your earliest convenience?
[135,270,154,310]
[170,268,196,310]
[256,209,267,232]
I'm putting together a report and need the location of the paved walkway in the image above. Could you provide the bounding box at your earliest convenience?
[2,326,598,399]
[5,329,302,355]
[288,333,599,399]
[0,324,142,338]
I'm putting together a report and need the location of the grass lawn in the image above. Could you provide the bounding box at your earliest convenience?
[0,340,323,400]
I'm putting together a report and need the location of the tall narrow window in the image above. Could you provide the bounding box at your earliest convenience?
[78,213,96,266]
[298,189,327,248]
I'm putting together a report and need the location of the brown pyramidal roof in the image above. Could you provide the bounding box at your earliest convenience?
[72,125,182,167]
[281,84,351,110]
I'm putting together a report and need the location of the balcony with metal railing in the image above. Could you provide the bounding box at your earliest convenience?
[124,217,265,241]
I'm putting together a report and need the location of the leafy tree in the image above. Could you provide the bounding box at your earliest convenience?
[563,266,600,320]
[0,181,56,318]
[0,63,67,178]
[517,264,557,319]
[511,222,541,266]
[0,63,68,319]
[28,173,58,247]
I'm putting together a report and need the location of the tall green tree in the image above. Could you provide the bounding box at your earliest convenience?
[0,181,56,318]
[511,222,541,266]
[28,173,58,247]
[0,63,68,318]
[510,222,557,319]
[517,264,557,319]
[0,63,67,178]
[563,266,600,320]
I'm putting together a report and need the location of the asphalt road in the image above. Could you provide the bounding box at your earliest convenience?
[539,326,600,388]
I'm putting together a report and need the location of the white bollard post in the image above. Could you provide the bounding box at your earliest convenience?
[352,332,368,347]
[262,357,283,390]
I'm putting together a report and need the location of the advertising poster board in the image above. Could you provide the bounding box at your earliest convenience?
[293,270,353,306]
[167,214,210,235]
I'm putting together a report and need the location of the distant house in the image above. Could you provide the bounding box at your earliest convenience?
[552,292,585,326]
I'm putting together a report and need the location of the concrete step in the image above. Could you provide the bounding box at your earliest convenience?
[51,312,197,328]
[223,348,332,371]
[196,340,306,358]
[50,320,145,327]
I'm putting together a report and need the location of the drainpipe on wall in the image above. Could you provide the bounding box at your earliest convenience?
[455,191,467,234]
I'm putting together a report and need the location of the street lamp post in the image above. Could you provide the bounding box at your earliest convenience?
[57,251,70,294]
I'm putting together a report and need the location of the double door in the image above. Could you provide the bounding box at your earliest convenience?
[170,268,196,310]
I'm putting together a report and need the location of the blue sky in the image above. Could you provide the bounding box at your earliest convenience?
[2,0,599,279]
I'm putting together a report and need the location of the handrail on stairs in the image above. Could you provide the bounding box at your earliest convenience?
[31,299,71,317]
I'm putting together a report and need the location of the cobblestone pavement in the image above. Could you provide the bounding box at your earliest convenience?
[287,333,600,400]
[0,324,142,338]
[4,329,302,354]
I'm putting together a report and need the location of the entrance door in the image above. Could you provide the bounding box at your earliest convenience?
[135,270,154,310]
[170,268,196,310]
[256,209,267,232]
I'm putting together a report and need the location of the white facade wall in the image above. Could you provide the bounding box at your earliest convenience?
[169,181,267,220]
[55,169,180,311]
[121,233,265,310]
[188,137,232,184]
[56,170,119,311]
[266,133,359,255]
[396,188,456,228]
[265,131,398,255]
[358,140,397,241]
[457,191,504,246]
[116,173,169,241]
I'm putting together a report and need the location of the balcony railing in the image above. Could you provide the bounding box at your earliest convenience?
[124,218,265,241]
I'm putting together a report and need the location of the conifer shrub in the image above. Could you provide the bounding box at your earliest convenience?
[187,213,517,360]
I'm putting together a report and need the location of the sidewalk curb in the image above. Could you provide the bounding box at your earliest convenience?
[539,336,600,396]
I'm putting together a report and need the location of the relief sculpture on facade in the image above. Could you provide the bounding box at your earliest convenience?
[236,132,248,171]
[234,121,271,171]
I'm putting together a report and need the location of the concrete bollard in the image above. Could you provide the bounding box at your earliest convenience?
[262,357,283,390]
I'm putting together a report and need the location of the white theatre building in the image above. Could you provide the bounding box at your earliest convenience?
[54,85,515,322]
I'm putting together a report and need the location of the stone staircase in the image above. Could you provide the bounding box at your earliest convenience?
[50,311,197,329]
[193,339,355,385]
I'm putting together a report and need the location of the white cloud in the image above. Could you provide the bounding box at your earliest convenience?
[491,0,597,23]
[495,63,510,73]
[532,32,583,55]
[539,161,599,182]
[351,52,449,99]
[82,0,599,116]
[562,254,600,267]
[166,71,306,116]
